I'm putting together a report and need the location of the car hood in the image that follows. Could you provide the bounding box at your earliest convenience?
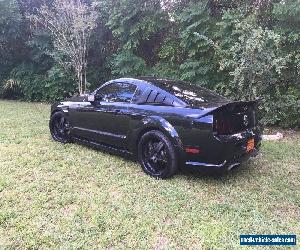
[65,95,86,102]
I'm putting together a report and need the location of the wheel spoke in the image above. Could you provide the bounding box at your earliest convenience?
[54,120,60,130]
[154,141,164,153]
[59,117,65,129]
[148,141,154,153]
[144,146,151,160]
[148,141,156,156]
[157,156,167,164]
[63,122,69,133]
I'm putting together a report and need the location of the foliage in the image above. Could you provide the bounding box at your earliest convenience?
[9,64,76,101]
[0,0,29,95]
[28,0,97,94]
[216,11,287,98]
[0,0,299,127]
[1,79,23,99]
[110,51,149,77]
[260,88,300,128]
[178,1,220,88]
[214,5,298,126]
[103,0,169,76]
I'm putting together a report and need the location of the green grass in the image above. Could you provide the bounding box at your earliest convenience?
[0,100,299,249]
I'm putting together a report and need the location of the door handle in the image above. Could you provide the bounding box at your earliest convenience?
[112,109,131,115]
[94,108,105,112]
[112,109,123,115]
[104,109,122,114]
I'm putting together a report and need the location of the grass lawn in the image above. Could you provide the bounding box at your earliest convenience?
[0,100,299,249]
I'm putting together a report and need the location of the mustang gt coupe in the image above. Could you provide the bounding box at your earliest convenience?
[49,77,261,178]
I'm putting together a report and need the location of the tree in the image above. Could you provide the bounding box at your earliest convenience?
[29,0,97,94]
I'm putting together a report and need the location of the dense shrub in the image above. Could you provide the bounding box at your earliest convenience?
[9,64,76,101]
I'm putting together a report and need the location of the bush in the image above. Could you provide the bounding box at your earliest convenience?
[260,88,300,128]
[9,64,76,102]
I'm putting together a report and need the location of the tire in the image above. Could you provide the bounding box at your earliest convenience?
[138,130,178,179]
[49,111,72,143]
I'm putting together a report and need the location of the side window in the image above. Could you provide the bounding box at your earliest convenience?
[96,82,137,103]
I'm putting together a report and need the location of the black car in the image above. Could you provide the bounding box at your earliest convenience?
[49,77,261,178]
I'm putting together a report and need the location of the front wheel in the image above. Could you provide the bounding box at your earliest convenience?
[138,130,178,179]
[49,111,72,143]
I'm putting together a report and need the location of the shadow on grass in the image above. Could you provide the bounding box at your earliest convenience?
[69,139,260,183]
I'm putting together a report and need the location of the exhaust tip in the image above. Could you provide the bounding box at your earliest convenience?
[227,163,240,171]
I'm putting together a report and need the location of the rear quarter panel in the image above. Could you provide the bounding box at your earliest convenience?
[125,104,212,157]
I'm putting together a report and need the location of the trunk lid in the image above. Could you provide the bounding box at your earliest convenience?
[210,100,259,135]
[194,100,259,135]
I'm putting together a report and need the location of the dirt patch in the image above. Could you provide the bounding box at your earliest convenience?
[61,204,79,217]
[153,235,170,250]
[272,203,300,221]
[263,127,300,140]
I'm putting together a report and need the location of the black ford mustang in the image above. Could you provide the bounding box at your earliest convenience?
[50,77,261,178]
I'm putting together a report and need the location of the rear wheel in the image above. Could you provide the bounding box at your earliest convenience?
[49,111,72,143]
[138,130,178,179]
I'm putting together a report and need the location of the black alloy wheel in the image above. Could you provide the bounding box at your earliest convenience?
[138,130,178,179]
[49,111,72,143]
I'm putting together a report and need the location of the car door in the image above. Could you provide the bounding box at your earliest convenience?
[70,82,137,149]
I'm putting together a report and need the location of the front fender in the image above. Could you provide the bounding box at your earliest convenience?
[50,102,70,115]
[128,115,184,156]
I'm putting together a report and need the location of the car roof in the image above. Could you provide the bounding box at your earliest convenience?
[108,77,186,107]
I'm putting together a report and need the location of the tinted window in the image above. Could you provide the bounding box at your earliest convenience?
[162,81,226,102]
[141,78,229,107]
[96,82,136,103]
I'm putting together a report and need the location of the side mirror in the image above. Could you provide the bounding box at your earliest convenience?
[87,95,95,102]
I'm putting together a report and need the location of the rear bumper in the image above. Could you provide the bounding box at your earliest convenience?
[185,147,260,172]
[181,126,262,173]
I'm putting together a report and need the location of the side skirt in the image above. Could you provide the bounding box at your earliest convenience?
[73,137,134,159]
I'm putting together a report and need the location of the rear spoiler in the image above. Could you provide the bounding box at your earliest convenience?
[198,99,260,119]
